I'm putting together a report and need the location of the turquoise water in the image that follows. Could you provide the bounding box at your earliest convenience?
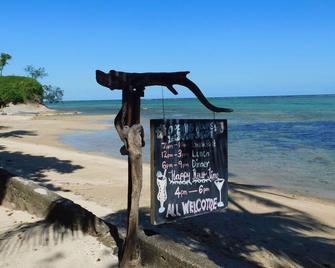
[49,95,335,200]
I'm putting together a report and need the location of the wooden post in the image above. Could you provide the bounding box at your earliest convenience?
[126,87,141,212]
[120,87,144,268]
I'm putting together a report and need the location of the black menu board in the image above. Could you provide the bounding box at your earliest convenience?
[150,119,228,225]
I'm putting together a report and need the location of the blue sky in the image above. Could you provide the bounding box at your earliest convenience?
[1,0,334,100]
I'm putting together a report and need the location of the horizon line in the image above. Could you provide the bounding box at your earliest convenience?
[62,93,335,102]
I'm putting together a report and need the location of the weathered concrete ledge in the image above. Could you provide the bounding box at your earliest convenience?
[0,169,219,267]
[139,231,219,268]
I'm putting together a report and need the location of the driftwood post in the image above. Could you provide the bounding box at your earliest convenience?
[96,69,232,267]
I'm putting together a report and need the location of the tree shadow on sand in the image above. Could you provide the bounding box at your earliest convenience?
[0,145,83,192]
[0,197,120,266]
[0,130,37,138]
[104,182,335,267]
[0,165,120,266]
[0,132,119,266]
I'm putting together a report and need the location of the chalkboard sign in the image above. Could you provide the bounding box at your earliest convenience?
[150,119,228,225]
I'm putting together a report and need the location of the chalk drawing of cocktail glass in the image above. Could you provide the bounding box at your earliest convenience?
[214,178,225,207]
[156,169,168,213]
[156,127,164,139]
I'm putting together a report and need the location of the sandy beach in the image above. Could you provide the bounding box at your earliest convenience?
[1,113,335,267]
[0,206,118,268]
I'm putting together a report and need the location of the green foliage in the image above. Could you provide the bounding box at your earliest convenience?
[43,85,64,103]
[0,76,43,107]
[24,65,48,80]
[0,55,63,106]
[0,53,12,76]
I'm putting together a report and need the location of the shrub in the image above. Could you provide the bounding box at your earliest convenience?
[0,76,43,107]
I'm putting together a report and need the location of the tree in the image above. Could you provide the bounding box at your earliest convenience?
[24,65,48,80]
[43,85,63,103]
[0,53,12,76]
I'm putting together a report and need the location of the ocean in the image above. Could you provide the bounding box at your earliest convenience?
[48,95,335,200]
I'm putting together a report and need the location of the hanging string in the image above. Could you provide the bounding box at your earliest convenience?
[161,86,166,120]
[213,111,216,121]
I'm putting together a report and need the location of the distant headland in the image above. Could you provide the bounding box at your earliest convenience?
[0,52,64,115]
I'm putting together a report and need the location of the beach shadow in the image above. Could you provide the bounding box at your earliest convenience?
[104,182,335,267]
[0,160,120,263]
[0,130,37,138]
[0,198,120,260]
[0,146,83,192]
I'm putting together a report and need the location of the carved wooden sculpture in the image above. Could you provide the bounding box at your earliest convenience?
[96,69,232,267]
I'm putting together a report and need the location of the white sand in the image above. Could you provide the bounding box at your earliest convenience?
[0,103,53,115]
